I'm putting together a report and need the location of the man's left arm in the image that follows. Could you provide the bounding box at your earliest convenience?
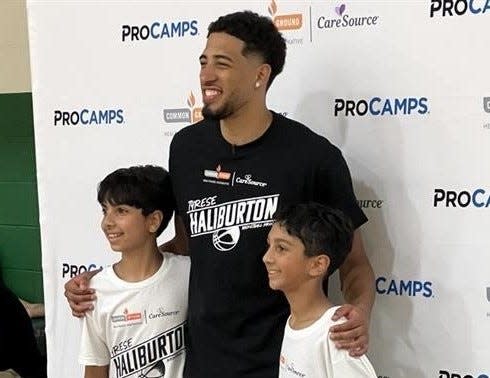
[329,229,375,357]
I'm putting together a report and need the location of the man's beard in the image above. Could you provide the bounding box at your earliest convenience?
[202,102,234,121]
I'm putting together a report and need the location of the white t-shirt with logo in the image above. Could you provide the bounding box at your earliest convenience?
[79,252,190,378]
[279,306,377,378]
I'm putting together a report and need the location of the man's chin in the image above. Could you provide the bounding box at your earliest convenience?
[202,106,222,121]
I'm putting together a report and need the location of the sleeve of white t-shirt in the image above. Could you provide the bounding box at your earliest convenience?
[326,340,377,378]
[78,307,110,366]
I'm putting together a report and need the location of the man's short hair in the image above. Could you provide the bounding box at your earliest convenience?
[273,203,354,276]
[208,10,286,89]
[97,165,175,236]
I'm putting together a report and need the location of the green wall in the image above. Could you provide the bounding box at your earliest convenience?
[0,92,43,302]
[0,1,43,302]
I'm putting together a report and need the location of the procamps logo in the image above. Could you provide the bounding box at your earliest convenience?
[163,91,203,124]
[433,188,490,208]
[430,0,490,17]
[122,20,198,42]
[62,263,102,278]
[376,276,433,297]
[439,370,489,378]
[54,109,124,126]
[334,97,429,117]
[317,3,379,30]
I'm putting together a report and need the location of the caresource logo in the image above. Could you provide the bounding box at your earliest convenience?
[317,3,379,30]
[430,0,490,17]
[334,97,429,117]
[433,188,490,208]
[484,97,490,113]
[268,0,303,31]
[439,370,489,378]
[376,276,433,297]
[357,199,383,209]
[163,91,203,124]
[54,109,124,126]
[121,20,198,42]
[62,263,102,278]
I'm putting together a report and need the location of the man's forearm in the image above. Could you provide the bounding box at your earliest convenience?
[339,229,375,315]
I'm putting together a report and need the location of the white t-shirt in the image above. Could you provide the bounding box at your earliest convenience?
[79,252,190,378]
[279,306,377,378]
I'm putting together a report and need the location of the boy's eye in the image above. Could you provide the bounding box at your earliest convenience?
[116,207,128,214]
[276,244,286,252]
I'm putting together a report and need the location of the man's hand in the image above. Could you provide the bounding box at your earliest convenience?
[64,268,102,317]
[329,304,369,357]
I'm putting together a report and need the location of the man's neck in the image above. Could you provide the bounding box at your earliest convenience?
[285,282,332,330]
[220,105,272,146]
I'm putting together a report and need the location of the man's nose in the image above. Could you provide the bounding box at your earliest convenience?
[200,65,217,84]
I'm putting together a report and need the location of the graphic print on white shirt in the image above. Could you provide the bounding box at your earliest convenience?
[79,253,189,378]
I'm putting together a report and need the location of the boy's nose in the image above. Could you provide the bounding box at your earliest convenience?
[262,247,273,264]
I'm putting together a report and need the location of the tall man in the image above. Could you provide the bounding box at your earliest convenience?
[66,11,375,378]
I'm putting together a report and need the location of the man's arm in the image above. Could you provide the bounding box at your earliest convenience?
[84,365,109,378]
[329,229,375,356]
[158,215,189,255]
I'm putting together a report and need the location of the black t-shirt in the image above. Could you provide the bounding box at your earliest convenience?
[169,112,367,378]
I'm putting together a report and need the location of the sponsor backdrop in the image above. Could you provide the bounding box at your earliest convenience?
[26,1,490,377]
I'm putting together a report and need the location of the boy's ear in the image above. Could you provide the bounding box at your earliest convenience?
[148,210,163,233]
[309,254,330,278]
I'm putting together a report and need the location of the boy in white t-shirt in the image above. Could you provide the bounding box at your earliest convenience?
[78,165,189,378]
[263,203,377,378]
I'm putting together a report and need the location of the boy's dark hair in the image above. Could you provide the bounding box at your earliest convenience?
[97,165,175,237]
[273,203,354,276]
[207,10,286,89]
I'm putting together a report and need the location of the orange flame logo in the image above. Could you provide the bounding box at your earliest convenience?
[187,91,196,108]
[268,0,277,17]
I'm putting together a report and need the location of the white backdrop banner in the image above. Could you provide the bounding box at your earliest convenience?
[27,1,490,377]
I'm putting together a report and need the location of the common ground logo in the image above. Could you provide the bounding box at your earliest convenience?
[439,370,489,378]
[267,0,304,45]
[376,276,433,297]
[430,0,490,17]
[334,97,429,117]
[317,3,380,30]
[433,188,490,208]
[163,91,203,124]
[121,20,198,42]
[54,109,124,126]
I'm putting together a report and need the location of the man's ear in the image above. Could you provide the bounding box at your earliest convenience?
[255,63,271,89]
[148,210,163,234]
[309,254,330,278]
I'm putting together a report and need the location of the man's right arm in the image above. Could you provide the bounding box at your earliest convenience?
[64,268,101,317]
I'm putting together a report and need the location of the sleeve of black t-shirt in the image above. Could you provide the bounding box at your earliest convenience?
[312,145,367,229]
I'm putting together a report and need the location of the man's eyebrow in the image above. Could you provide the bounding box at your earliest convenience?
[199,54,234,63]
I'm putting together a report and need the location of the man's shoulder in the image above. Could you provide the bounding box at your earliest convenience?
[273,112,339,157]
[274,112,332,144]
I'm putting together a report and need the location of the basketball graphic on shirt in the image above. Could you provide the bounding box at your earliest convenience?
[212,226,241,251]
